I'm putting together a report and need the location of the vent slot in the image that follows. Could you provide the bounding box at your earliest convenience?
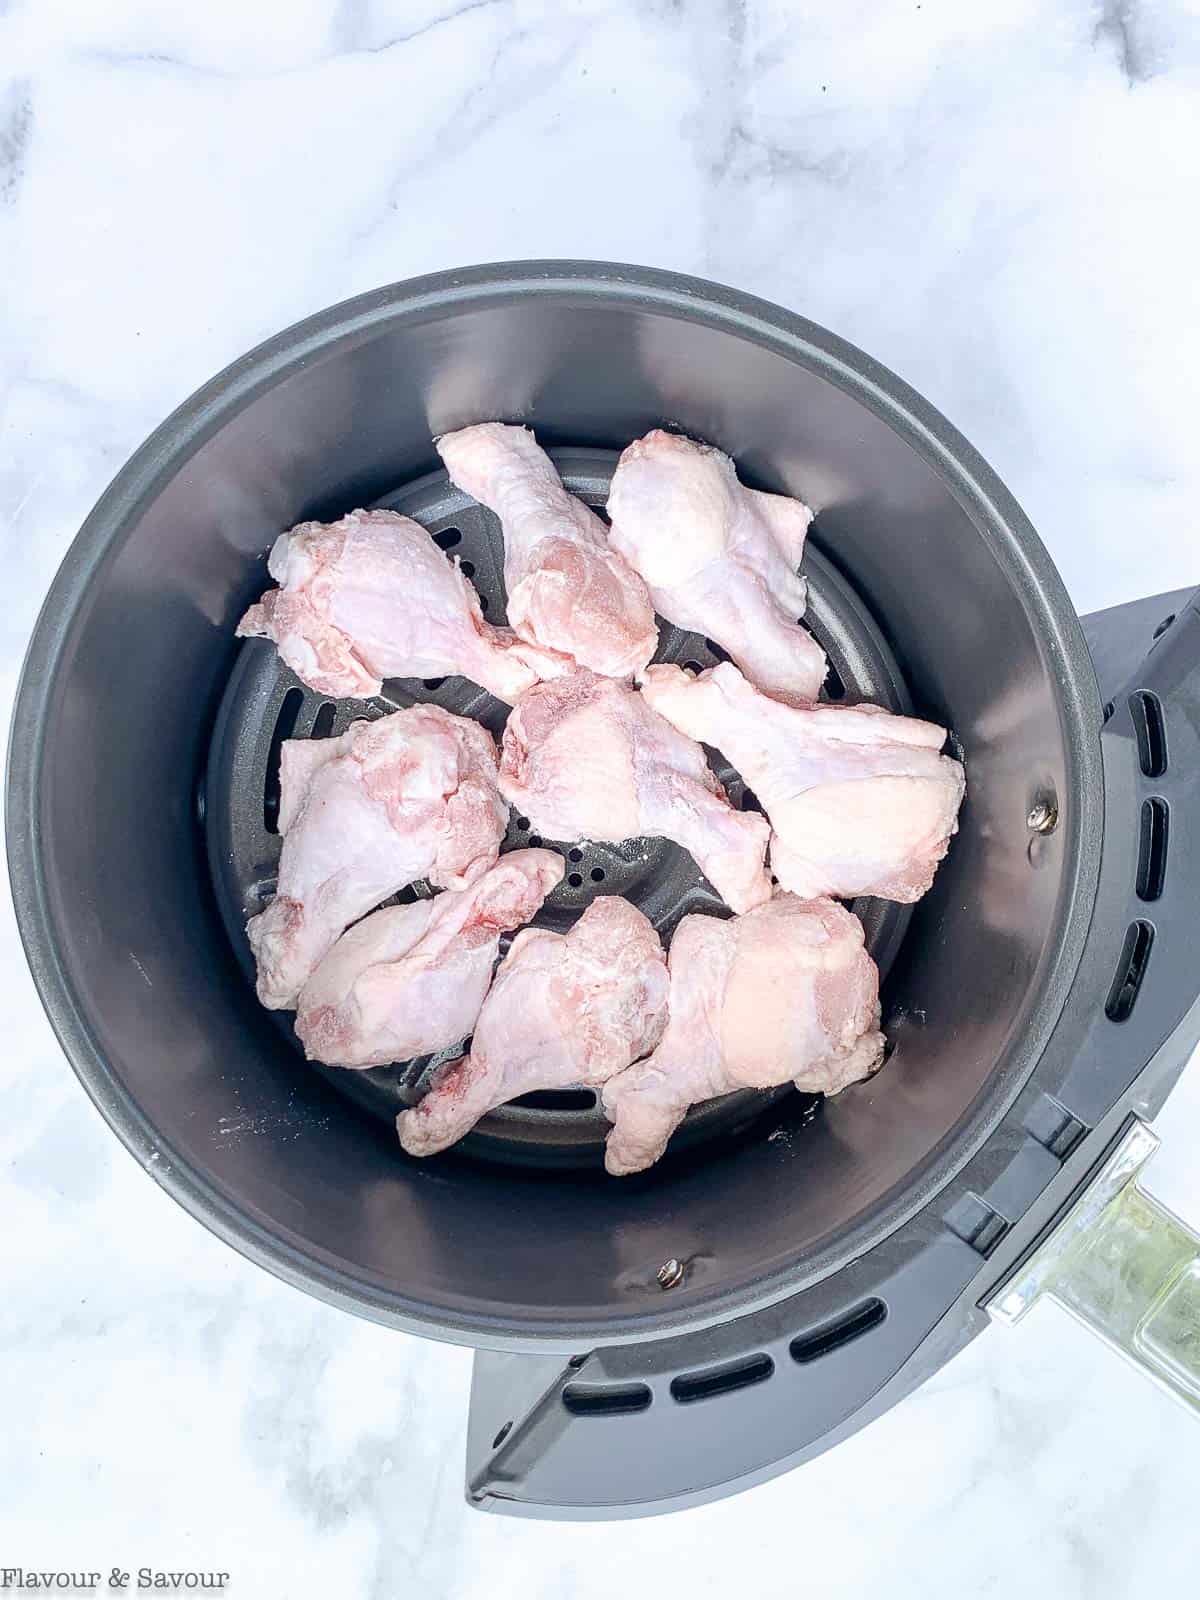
[1106,920,1155,1022]
[704,636,732,663]
[1129,691,1167,778]
[263,687,304,833]
[513,1089,596,1112]
[310,702,337,740]
[670,1353,774,1404]
[791,1298,887,1364]
[1135,798,1169,903]
[562,1382,651,1417]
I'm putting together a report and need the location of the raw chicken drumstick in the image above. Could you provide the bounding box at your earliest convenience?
[237,508,563,703]
[397,897,669,1157]
[641,662,965,903]
[295,849,564,1068]
[606,429,828,705]
[499,670,772,914]
[247,706,508,1010]
[603,896,886,1176]
[436,423,658,679]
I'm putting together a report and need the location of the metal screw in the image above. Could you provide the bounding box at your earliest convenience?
[1027,799,1058,835]
[657,1258,685,1290]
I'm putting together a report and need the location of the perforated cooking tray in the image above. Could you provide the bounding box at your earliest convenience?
[205,448,915,1167]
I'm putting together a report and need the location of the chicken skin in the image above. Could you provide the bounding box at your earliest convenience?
[248,706,507,1010]
[498,670,772,914]
[641,662,965,903]
[436,423,658,679]
[397,896,669,1156]
[603,896,885,1175]
[607,429,827,704]
[237,508,563,703]
[294,849,564,1068]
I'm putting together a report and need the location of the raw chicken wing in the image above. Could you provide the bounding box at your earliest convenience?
[237,508,563,703]
[248,706,507,1010]
[603,896,885,1175]
[641,662,965,903]
[607,429,827,704]
[436,423,658,679]
[295,849,564,1068]
[499,671,772,913]
[397,897,669,1156]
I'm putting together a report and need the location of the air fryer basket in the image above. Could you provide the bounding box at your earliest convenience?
[10,263,1200,1519]
[207,447,915,1167]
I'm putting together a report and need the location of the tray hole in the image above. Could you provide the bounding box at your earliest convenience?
[590,867,605,883]
[1136,798,1169,903]
[1153,612,1176,641]
[568,848,583,862]
[791,1298,887,1364]
[1106,919,1155,1022]
[423,677,447,691]
[823,661,847,701]
[562,1382,651,1417]
[513,1088,596,1111]
[1129,691,1167,778]
[434,527,462,550]
[516,816,530,831]
[528,834,543,848]
[670,1353,774,1405]
[263,687,304,833]
[460,559,476,578]
[703,637,731,663]
[310,701,337,740]
[568,872,583,887]
[684,659,703,674]
[479,594,490,613]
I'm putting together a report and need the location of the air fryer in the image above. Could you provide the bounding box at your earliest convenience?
[8,262,1200,1519]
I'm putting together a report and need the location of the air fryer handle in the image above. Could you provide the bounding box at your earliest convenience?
[988,1120,1200,1412]
[990,585,1200,1412]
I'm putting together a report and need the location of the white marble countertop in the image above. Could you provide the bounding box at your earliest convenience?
[3,1,1200,1594]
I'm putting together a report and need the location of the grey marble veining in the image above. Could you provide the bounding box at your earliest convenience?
[2,1,1200,1595]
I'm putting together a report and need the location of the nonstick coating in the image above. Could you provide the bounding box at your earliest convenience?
[6,263,1103,1350]
[206,448,915,1168]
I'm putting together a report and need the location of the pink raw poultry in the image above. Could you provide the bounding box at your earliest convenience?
[397,896,669,1157]
[436,423,658,679]
[603,896,886,1175]
[606,429,828,705]
[294,849,564,1068]
[641,662,965,903]
[247,706,508,1010]
[236,508,564,703]
[499,670,772,914]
